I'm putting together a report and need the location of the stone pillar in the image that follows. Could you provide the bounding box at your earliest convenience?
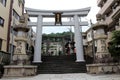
[74,15,84,62]
[33,15,43,63]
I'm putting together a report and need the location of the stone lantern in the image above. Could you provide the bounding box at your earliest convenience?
[93,14,110,63]
[12,15,30,65]
[3,15,37,77]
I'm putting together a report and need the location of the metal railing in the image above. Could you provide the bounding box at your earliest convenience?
[0,51,10,65]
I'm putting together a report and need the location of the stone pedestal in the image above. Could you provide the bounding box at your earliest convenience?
[87,63,120,74]
[4,65,37,77]
[3,15,37,77]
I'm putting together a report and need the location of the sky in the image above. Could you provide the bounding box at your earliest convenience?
[25,0,100,34]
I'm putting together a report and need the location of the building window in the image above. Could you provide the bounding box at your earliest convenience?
[112,1,120,9]
[10,26,17,36]
[0,0,7,7]
[0,17,4,27]
[0,38,2,50]
[13,9,20,20]
[105,10,113,17]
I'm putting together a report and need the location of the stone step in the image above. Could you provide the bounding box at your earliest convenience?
[33,55,86,74]
[37,66,87,74]
[38,69,86,74]
[42,55,76,61]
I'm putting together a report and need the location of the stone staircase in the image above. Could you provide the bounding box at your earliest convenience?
[34,55,87,74]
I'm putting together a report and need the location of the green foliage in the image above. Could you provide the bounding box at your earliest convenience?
[43,31,74,37]
[108,43,120,57]
[43,31,74,36]
[111,30,120,44]
[108,30,120,61]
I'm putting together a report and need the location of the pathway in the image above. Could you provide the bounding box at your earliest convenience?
[1,73,120,80]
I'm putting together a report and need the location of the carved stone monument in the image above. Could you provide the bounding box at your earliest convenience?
[3,14,37,77]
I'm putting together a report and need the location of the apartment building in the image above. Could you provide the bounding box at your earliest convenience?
[97,0,120,31]
[0,0,24,52]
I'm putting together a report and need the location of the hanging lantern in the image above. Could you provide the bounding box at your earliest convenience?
[54,13,62,25]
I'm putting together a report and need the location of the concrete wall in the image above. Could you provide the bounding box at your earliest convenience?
[0,0,10,51]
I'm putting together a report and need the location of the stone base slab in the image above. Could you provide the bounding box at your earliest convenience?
[94,53,111,63]
[3,65,37,77]
[86,63,120,74]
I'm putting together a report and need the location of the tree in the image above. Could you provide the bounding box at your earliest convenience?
[108,30,120,62]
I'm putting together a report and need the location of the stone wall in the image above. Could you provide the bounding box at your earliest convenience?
[87,63,120,74]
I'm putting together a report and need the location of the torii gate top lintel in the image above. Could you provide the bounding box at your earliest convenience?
[25,7,91,17]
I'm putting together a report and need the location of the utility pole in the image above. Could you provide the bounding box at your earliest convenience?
[90,19,95,62]
[69,17,73,41]
[68,27,72,41]
[10,18,15,64]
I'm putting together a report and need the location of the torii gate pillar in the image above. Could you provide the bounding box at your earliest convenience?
[33,15,42,63]
[74,15,84,62]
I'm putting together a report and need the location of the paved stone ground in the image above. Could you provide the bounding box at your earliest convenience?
[1,73,120,80]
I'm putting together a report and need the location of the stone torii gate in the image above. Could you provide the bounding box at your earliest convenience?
[25,7,90,63]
